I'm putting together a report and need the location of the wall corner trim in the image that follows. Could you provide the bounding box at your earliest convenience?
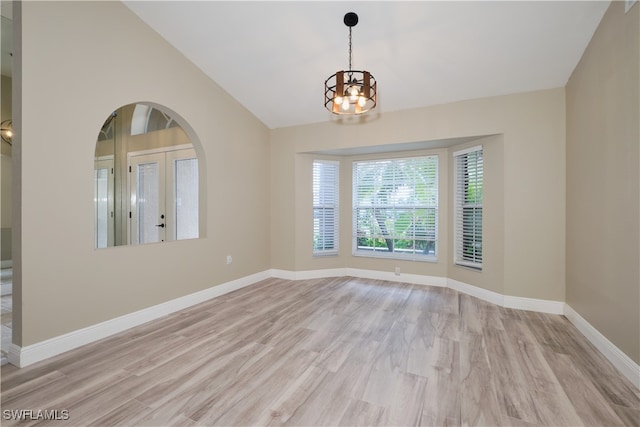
[564,304,640,389]
[8,344,21,366]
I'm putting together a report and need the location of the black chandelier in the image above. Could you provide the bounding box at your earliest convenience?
[324,12,377,115]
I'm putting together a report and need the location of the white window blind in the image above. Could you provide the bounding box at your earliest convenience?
[454,146,483,268]
[353,156,438,261]
[313,160,339,255]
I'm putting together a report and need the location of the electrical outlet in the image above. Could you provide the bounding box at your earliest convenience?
[394,267,401,276]
[226,255,233,265]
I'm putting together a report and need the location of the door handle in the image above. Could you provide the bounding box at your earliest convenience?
[155,223,165,228]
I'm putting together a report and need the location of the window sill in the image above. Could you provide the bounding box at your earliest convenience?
[313,251,339,257]
[352,251,438,263]
[454,261,483,271]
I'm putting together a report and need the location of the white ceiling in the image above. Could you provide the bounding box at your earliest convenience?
[123,1,610,130]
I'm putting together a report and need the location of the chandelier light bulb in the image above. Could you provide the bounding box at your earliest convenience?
[358,96,367,107]
[348,85,360,102]
[335,96,343,106]
[341,98,350,110]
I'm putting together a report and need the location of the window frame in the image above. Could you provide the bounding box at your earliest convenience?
[352,155,439,262]
[453,145,483,269]
[312,159,340,256]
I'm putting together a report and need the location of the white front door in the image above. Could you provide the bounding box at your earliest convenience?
[128,148,198,245]
[130,152,166,244]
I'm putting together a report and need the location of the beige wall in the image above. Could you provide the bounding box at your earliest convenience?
[17,1,270,346]
[14,1,580,356]
[271,87,566,301]
[566,1,640,364]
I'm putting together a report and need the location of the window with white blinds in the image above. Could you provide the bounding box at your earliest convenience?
[313,160,339,255]
[353,156,438,261]
[454,146,483,269]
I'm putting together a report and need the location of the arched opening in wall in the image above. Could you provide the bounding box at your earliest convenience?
[94,103,205,248]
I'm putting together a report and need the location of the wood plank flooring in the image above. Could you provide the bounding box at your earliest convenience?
[1,277,638,426]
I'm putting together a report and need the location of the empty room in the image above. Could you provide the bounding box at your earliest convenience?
[0,1,638,426]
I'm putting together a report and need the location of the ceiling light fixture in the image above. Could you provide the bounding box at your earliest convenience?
[324,12,377,115]
[0,120,12,145]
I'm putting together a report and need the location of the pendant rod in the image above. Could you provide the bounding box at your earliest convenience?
[348,26,352,72]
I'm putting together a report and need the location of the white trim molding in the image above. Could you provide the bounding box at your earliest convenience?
[347,268,447,287]
[447,279,563,315]
[10,266,636,391]
[270,268,446,288]
[273,268,559,314]
[564,304,640,389]
[503,295,565,315]
[270,268,347,281]
[9,270,272,368]
[447,278,504,306]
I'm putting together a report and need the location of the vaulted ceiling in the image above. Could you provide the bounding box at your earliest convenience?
[124,1,610,129]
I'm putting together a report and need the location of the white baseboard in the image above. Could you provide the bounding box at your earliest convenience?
[447,279,564,315]
[347,268,447,287]
[7,344,21,366]
[504,294,565,315]
[273,268,559,314]
[269,268,298,281]
[5,268,566,368]
[447,278,504,306]
[271,267,446,288]
[9,270,272,368]
[270,268,347,281]
[11,266,635,392]
[564,304,640,389]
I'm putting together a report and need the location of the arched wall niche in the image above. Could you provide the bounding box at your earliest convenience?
[94,102,207,248]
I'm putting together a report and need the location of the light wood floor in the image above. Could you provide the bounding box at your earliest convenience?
[1,277,638,426]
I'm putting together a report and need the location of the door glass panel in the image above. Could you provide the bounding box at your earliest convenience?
[174,158,199,240]
[137,162,161,244]
[94,168,109,248]
[94,157,114,248]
